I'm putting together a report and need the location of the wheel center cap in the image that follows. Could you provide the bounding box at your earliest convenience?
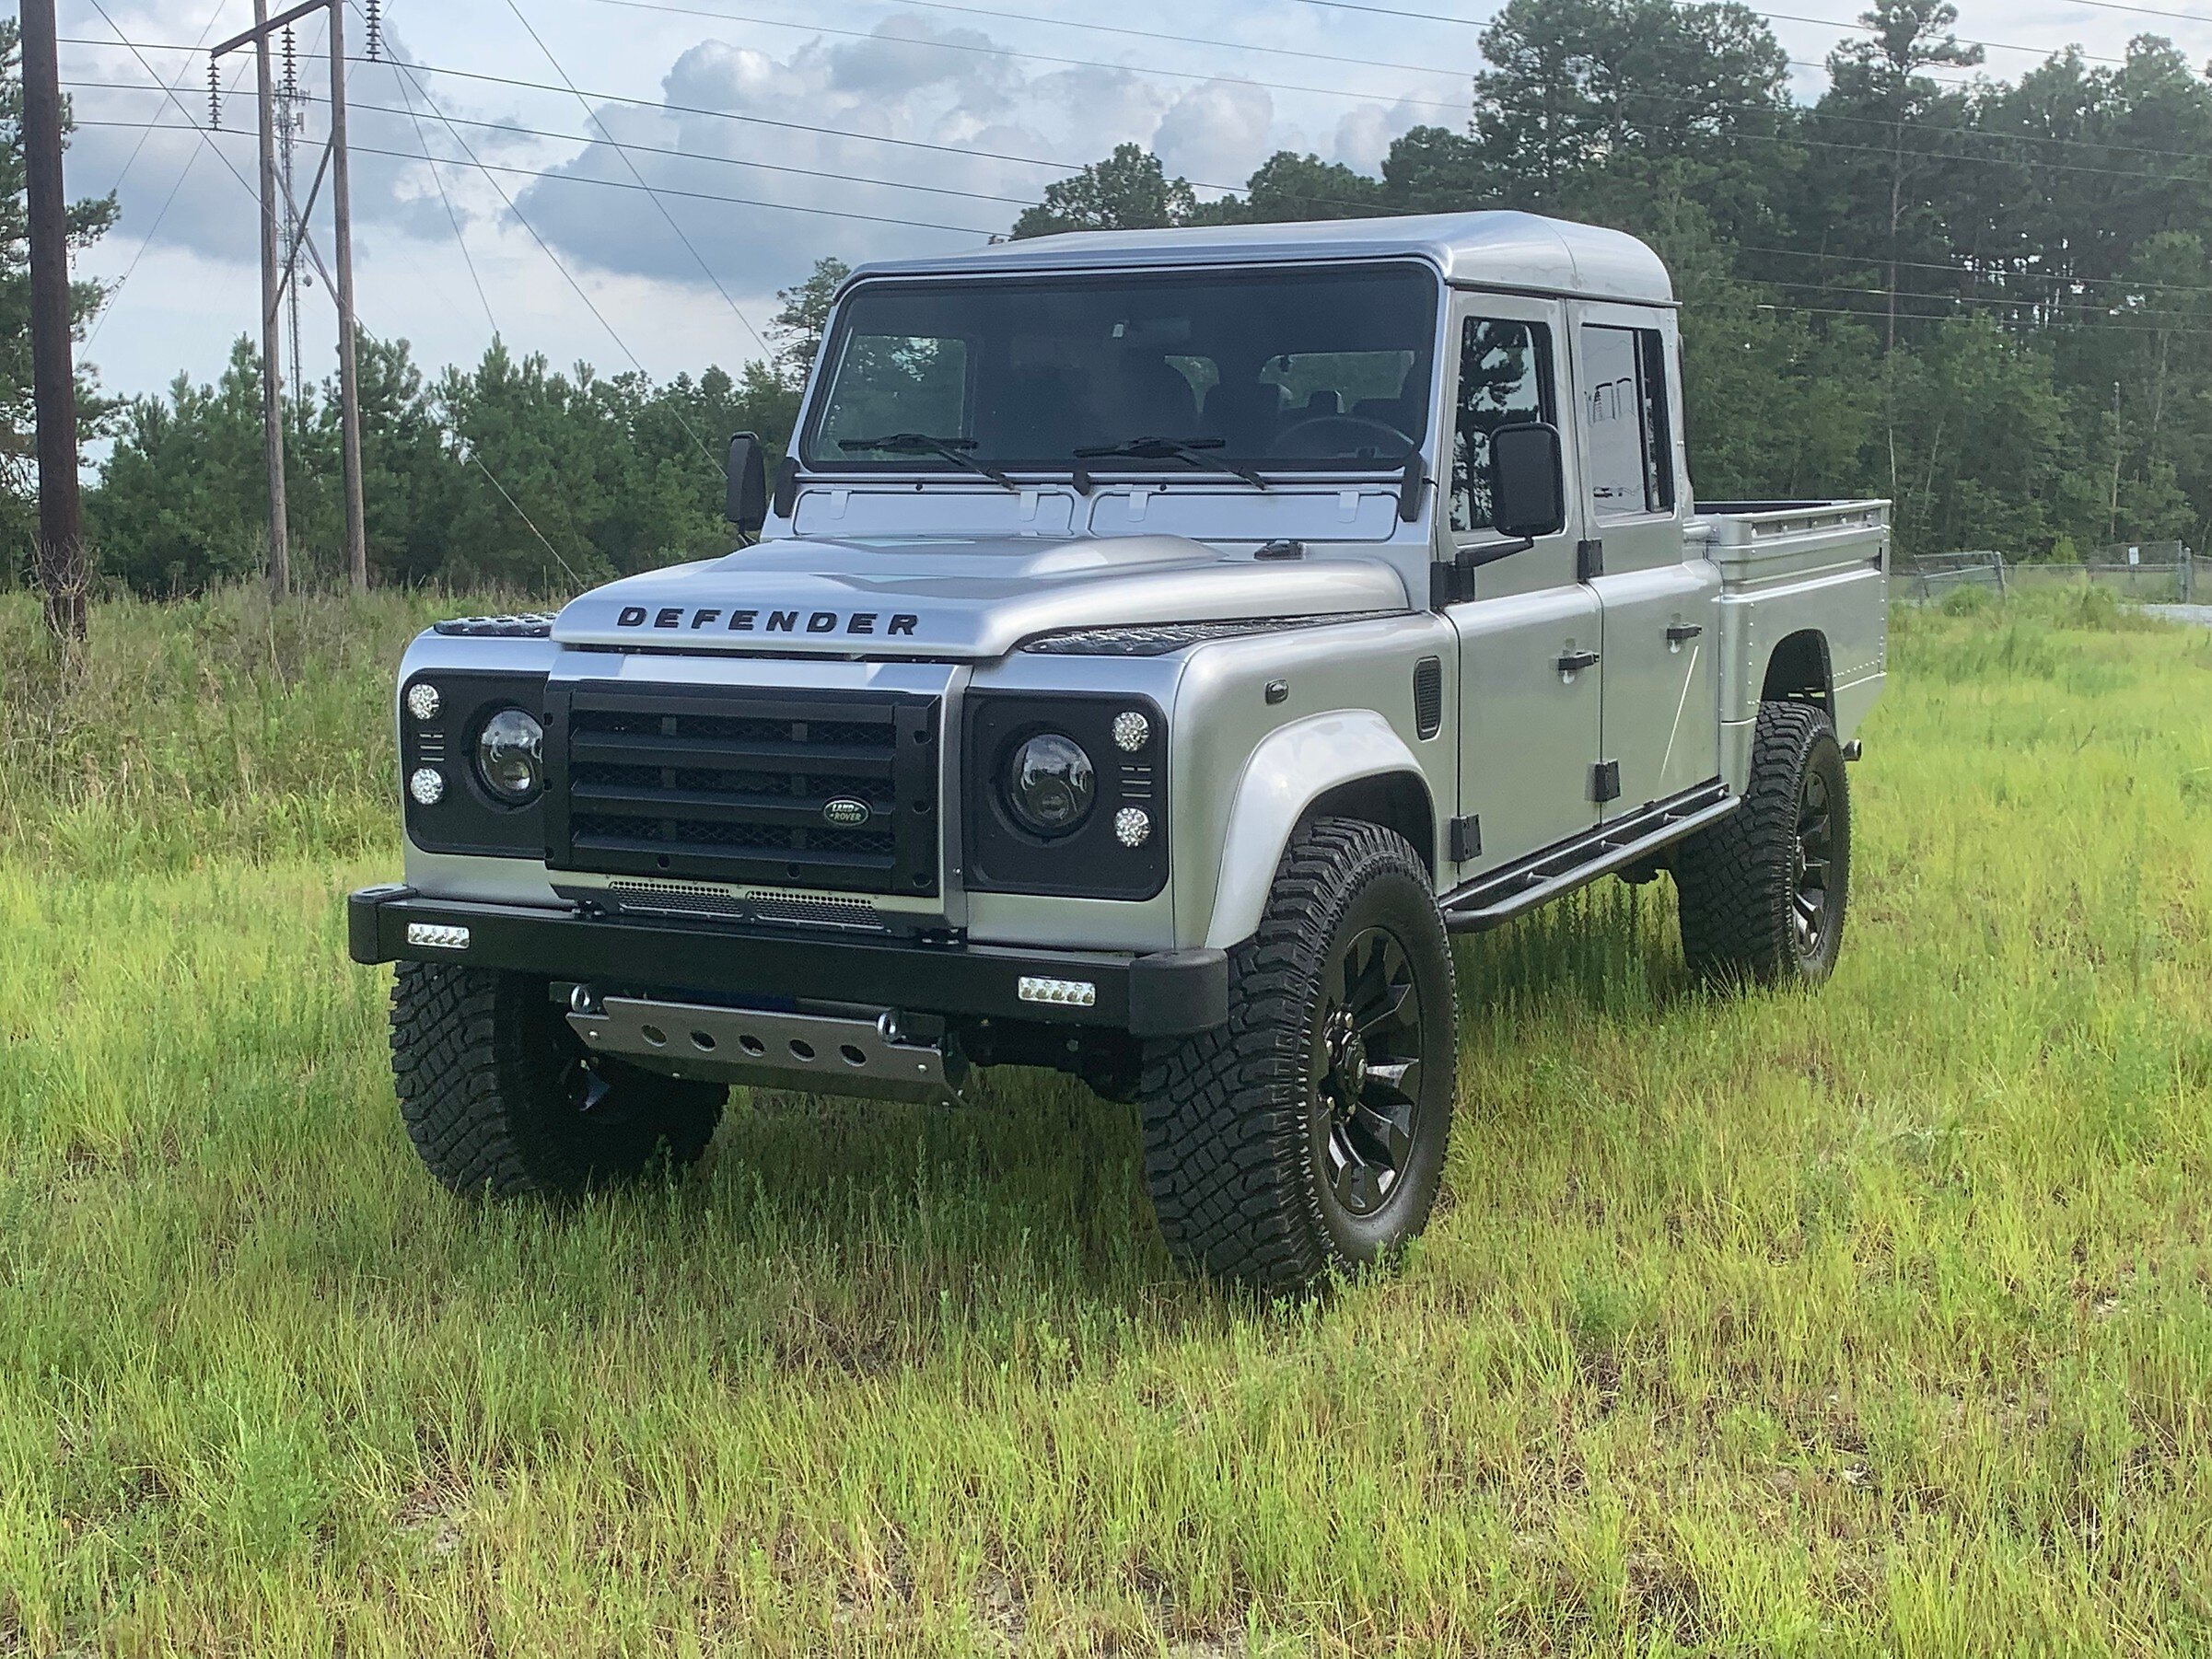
[1326,1013,1368,1107]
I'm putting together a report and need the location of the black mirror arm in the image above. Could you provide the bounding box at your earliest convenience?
[1456,535,1535,570]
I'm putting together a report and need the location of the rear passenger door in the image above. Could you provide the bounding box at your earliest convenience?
[1443,294,1603,878]
[1568,303,1719,818]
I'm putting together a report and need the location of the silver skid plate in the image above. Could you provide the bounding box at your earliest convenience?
[568,996,965,1106]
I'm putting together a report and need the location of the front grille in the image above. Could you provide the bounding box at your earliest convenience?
[546,682,939,895]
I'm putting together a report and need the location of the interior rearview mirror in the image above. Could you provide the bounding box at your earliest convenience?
[1489,422,1566,540]
[725,431,769,537]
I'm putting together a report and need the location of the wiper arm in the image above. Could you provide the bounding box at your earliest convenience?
[1072,435,1271,492]
[836,432,1019,493]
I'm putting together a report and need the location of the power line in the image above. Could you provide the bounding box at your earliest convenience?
[385,50,495,330]
[589,0,1476,117]
[75,118,1005,232]
[1751,296,2212,331]
[502,0,772,357]
[1278,0,2140,67]
[89,0,228,207]
[71,6,260,200]
[1736,241,2212,299]
[63,77,1043,206]
[76,31,2212,192]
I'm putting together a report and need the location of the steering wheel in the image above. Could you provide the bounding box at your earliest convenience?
[1269,412,1414,460]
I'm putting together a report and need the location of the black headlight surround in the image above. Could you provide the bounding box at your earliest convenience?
[401,668,550,857]
[965,692,1166,899]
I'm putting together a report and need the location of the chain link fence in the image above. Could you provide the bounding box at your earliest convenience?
[1908,546,2195,604]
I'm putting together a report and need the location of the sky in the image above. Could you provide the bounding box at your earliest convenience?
[49,0,2210,416]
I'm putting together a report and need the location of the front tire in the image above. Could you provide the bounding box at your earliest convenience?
[1674,700,1851,985]
[1138,818,1458,1292]
[390,964,725,1195]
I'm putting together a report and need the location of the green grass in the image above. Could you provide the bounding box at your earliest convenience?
[0,588,2208,1654]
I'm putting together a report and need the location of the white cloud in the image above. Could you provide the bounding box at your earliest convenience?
[1152,78,1275,190]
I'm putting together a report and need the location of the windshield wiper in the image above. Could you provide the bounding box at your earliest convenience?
[1072,435,1271,493]
[836,432,1019,493]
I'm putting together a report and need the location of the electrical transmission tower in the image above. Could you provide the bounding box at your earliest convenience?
[214,0,369,594]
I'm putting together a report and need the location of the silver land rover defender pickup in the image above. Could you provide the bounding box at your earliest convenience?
[349,212,1888,1290]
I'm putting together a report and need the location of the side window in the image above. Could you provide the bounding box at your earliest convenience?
[1581,323,1675,516]
[1450,317,1553,533]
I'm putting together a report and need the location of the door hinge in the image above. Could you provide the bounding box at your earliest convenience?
[1591,760,1621,803]
[1577,538,1604,582]
[1449,815,1482,862]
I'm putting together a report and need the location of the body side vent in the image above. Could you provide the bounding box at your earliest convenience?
[1413,655,1444,739]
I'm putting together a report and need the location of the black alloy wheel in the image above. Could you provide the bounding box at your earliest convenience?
[1310,925,1427,1218]
[1138,817,1458,1291]
[1673,699,1851,986]
[1791,762,1836,958]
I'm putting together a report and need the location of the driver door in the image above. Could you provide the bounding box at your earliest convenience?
[1441,293,1602,878]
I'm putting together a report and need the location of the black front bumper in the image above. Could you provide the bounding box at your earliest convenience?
[346,886,1228,1038]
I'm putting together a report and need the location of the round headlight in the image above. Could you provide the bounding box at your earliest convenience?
[1004,733,1095,837]
[475,708,544,805]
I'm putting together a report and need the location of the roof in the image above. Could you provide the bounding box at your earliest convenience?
[849,211,1675,306]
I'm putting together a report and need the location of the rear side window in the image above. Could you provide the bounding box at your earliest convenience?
[1450,317,1553,533]
[1581,324,1674,516]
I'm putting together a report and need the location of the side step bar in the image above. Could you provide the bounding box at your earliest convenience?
[1442,780,1737,934]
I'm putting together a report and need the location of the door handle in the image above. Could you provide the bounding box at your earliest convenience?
[1665,622,1704,643]
[1555,648,1601,672]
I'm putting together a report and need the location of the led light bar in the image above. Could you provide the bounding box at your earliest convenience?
[1017,975,1097,1008]
[405,922,472,951]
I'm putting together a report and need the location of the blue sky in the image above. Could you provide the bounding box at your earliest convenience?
[51,0,2199,409]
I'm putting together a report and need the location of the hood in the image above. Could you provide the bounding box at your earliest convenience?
[551,534,1410,659]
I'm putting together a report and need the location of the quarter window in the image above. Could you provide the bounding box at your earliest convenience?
[1581,324,1674,516]
[1450,317,1554,534]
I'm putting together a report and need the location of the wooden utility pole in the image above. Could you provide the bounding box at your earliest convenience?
[250,0,291,597]
[216,0,368,593]
[18,0,88,642]
[329,5,367,589]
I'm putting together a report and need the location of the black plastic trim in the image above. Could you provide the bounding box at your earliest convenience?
[963,691,1169,899]
[345,887,1228,1037]
[400,668,550,858]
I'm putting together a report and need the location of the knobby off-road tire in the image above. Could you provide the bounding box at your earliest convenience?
[1674,699,1851,986]
[390,963,725,1195]
[1139,818,1458,1292]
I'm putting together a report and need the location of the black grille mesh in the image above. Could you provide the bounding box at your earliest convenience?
[549,685,938,895]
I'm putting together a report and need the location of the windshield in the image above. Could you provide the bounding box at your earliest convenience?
[800,262,1440,477]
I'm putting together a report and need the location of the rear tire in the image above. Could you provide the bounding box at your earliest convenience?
[1138,818,1457,1292]
[390,964,725,1195]
[1674,700,1850,985]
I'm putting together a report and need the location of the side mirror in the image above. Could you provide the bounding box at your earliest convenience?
[725,431,768,537]
[1489,422,1566,539]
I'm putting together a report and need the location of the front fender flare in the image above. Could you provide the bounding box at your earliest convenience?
[1202,710,1429,950]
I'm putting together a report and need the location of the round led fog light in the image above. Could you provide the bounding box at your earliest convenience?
[405,681,441,721]
[1112,710,1151,752]
[1113,806,1152,848]
[408,767,446,806]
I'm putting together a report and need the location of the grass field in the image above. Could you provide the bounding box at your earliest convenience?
[1,586,2208,1655]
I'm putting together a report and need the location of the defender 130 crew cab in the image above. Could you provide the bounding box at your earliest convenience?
[350,212,1888,1290]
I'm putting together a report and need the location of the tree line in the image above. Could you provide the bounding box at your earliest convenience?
[7,0,2210,595]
